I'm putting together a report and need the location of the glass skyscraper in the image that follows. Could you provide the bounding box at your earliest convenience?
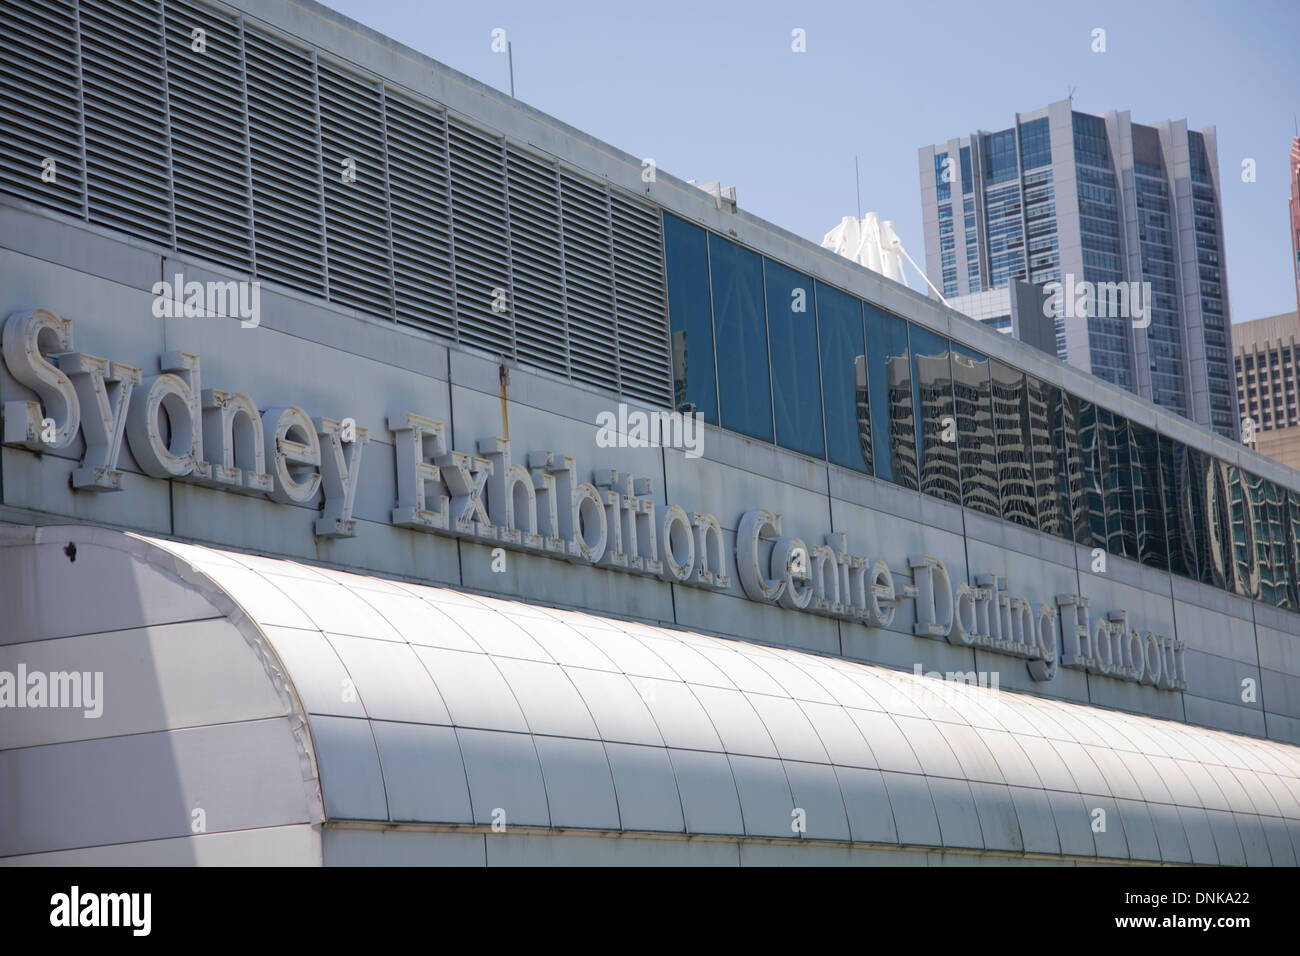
[920,100,1239,439]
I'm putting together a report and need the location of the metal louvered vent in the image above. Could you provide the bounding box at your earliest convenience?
[448,117,511,355]
[244,26,325,296]
[0,0,85,218]
[1,0,675,411]
[560,171,619,395]
[164,0,252,270]
[318,60,393,317]
[506,146,566,377]
[80,0,172,246]
[384,89,454,339]
[611,194,672,406]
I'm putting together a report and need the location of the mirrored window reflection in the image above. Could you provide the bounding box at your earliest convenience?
[815,282,870,473]
[1192,451,1232,590]
[990,359,1036,528]
[909,325,960,504]
[1100,410,1137,559]
[1055,392,1089,545]
[1028,379,1066,538]
[1158,436,1196,579]
[1227,466,1258,600]
[707,234,772,442]
[662,214,718,424]
[765,260,824,458]
[1076,400,1108,549]
[951,345,998,517]
[863,304,916,489]
[1267,481,1293,609]
[1286,492,1300,609]
[1129,421,1166,569]
[1251,475,1291,609]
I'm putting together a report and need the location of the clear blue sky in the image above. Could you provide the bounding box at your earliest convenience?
[323,0,1300,324]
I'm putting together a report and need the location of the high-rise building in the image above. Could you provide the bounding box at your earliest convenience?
[919,101,1239,439]
[1235,311,1300,470]
[1289,137,1300,315]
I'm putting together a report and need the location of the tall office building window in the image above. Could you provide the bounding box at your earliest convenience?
[1018,117,1051,170]
[935,152,951,201]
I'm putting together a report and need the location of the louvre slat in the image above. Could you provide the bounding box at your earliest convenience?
[448,117,511,355]
[385,87,455,338]
[245,26,325,295]
[506,146,566,377]
[78,0,171,242]
[2,0,675,409]
[318,61,394,318]
[165,0,251,270]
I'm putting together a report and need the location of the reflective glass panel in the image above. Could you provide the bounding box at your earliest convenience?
[708,234,772,441]
[1251,475,1291,609]
[1286,492,1300,609]
[863,304,916,489]
[815,282,870,473]
[1189,451,1231,590]
[990,359,1036,528]
[663,214,718,423]
[1027,378,1066,538]
[910,324,959,504]
[1076,400,1108,549]
[1158,435,1196,579]
[1227,466,1258,600]
[951,345,998,516]
[765,260,824,457]
[1055,392,1089,545]
[1100,410,1136,559]
[1129,421,1166,569]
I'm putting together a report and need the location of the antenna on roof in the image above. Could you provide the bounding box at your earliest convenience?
[1067,85,1076,103]
[507,40,515,97]
[854,155,862,221]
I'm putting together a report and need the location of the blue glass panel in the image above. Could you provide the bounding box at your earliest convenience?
[815,282,870,473]
[863,303,916,489]
[708,234,772,442]
[765,260,824,458]
[1158,435,1195,579]
[662,214,718,423]
[1129,422,1167,569]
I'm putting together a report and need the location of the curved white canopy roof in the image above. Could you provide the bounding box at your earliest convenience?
[3,525,1300,865]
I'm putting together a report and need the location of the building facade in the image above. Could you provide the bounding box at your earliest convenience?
[919,101,1239,440]
[944,281,1057,357]
[3,0,1300,867]
[1290,138,1300,316]
[1235,311,1300,471]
